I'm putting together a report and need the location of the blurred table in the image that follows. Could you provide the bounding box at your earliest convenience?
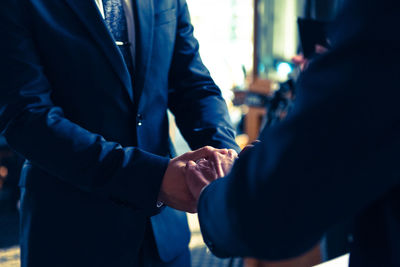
[233,79,273,143]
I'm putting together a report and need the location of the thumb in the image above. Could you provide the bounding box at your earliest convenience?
[185,161,209,198]
[185,160,197,171]
[184,146,216,160]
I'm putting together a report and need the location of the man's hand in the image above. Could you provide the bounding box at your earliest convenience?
[158,146,237,213]
[184,141,260,204]
[185,149,237,203]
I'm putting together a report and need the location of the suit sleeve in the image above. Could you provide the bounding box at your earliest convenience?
[167,0,240,152]
[0,0,168,216]
[197,0,400,259]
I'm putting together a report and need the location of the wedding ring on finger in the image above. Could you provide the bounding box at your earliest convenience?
[195,158,207,164]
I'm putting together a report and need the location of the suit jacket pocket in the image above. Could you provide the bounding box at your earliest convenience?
[155,8,176,26]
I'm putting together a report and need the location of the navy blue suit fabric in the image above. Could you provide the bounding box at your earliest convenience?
[198,0,400,265]
[0,0,239,266]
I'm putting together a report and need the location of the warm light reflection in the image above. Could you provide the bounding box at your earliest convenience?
[0,165,8,178]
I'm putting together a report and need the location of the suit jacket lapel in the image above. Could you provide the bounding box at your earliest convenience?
[133,0,155,109]
[65,0,134,102]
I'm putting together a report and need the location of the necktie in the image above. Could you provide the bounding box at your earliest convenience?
[102,0,134,74]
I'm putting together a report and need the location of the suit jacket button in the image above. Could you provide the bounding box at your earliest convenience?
[137,114,143,126]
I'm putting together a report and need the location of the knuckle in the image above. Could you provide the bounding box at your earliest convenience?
[204,146,213,151]
[212,150,220,156]
[221,148,229,154]
[210,152,218,157]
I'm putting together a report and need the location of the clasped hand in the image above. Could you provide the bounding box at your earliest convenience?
[158,146,238,213]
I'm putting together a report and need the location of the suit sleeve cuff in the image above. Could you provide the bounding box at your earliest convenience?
[197,177,248,258]
[108,148,170,217]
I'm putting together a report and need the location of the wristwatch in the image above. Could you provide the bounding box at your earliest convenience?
[156,201,164,208]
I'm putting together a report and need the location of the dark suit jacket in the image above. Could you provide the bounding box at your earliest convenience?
[0,0,239,266]
[198,0,400,266]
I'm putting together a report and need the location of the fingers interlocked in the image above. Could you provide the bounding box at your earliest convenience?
[184,146,238,203]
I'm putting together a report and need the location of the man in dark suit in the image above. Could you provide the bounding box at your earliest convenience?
[0,0,239,266]
[186,0,400,265]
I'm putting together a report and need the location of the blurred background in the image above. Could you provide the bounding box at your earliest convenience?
[0,0,346,266]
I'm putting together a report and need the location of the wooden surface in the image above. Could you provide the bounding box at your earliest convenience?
[244,78,272,143]
[248,79,273,95]
[245,107,266,143]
